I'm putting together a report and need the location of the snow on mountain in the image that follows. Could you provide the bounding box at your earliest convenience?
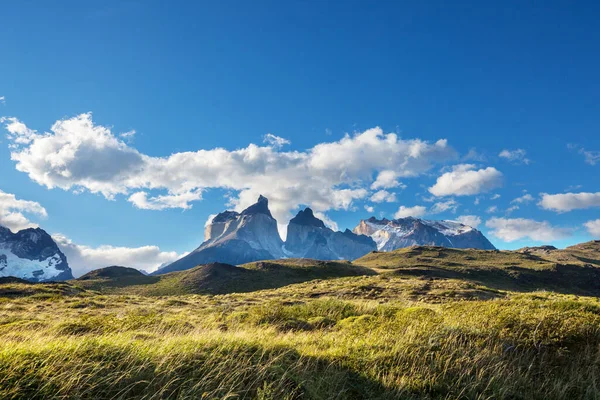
[353,217,496,251]
[0,225,73,281]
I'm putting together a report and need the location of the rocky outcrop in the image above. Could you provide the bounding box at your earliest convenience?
[284,208,376,260]
[155,196,284,274]
[353,217,496,251]
[0,225,73,281]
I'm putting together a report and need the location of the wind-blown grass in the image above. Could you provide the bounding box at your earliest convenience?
[2,272,600,399]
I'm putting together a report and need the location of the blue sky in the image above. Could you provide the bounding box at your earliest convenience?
[1,1,599,274]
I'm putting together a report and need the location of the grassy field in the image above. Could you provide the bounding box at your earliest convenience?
[1,242,600,399]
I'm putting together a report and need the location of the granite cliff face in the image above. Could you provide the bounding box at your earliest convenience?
[158,197,496,275]
[0,226,73,281]
[353,217,496,251]
[157,198,377,274]
[155,196,284,274]
[284,208,376,260]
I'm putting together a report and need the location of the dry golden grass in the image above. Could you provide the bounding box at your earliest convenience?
[2,270,600,399]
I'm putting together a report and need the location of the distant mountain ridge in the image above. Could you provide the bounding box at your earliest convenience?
[0,226,73,282]
[353,216,496,251]
[155,196,377,274]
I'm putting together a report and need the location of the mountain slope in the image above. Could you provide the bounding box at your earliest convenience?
[0,225,73,282]
[284,208,376,260]
[355,243,600,296]
[155,196,284,274]
[353,217,496,251]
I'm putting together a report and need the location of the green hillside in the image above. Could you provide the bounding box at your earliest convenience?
[1,242,600,399]
[73,259,376,296]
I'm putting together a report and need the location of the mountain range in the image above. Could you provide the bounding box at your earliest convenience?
[0,195,497,280]
[0,226,73,281]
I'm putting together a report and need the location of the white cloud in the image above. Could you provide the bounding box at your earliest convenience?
[53,234,182,277]
[511,193,534,204]
[485,218,569,242]
[486,205,498,214]
[499,149,530,165]
[429,164,503,197]
[119,130,136,143]
[369,190,397,203]
[394,205,427,218]
[506,205,519,214]
[585,219,600,237]
[313,212,339,232]
[456,215,482,229]
[0,190,48,232]
[539,192,600,212]
[568,144,600,166]
[4,115,456,224]
[490,193,501,200]
[430,199,458,214]
[263,133,291,148]
[364,205,375,213]
[204,214,217,227]
[129,190,203,210]
[0,96,5,105]
[371,170,405,190]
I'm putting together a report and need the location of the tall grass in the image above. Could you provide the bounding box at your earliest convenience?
[1,290,600,399]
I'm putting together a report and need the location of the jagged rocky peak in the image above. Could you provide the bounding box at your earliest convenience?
[159,195,284,275]
[0,225,73,282]
[285,208,376,260]
[241,195,272,217]
[353,216,496,251]
[289,208,326,228]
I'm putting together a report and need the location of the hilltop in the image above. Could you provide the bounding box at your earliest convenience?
[73,259,376,296]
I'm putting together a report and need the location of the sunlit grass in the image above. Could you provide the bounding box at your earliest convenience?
[1,274,600,399]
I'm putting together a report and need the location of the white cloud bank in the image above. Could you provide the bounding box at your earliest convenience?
[52,234,182,277]
[394,205,427,218]
[3,113,456,224]
[456,215,482,229]
[539,192,600,212]
[0,190,47,232]
[585,219,600,237]
[429,164,503,197]
[485,218,569,242]
[370,190,397,203]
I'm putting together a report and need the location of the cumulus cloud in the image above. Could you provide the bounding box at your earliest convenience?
[585,219,600,237]
[0,96,5,104]
[486,205,498,214]
[369,190,397,203]
[499,149,530,165]
[456,215,482,229]
[539,192,600,212]
[485,218,569,242]
[53,234,182,277]
[394,205,427,218]
[371,170,405,190]
[4,114,456,224]
[364,205,375,213]
[0,190,48,232]
[429,164,503,197]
